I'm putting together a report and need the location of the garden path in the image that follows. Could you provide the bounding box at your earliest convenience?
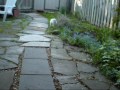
[0,13,119,90]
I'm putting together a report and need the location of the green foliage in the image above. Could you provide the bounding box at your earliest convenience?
[93,40,120,85]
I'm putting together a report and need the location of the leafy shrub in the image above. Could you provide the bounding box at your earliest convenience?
[93,40,120,86]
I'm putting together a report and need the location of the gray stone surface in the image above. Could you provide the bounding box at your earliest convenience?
[0,70,15,90]
[33,18,48,23]
[21,59,51,74]
[110,85,119,90]
[79,72,95,80]
[29,23,48,28]
[56,76,78,84]
[21,30,45,35]
[62,83,88,90]
[0,38,18,41]
[26,26,47,31]
[0,48,5,54]
[21,42,50,47]
[24,47,48,59]
[0,59,17,69]
[6,46,24,55]
[0,55,19,64]
[51,48,72,60]
[19,75,55,90]
[82,80,110,90]
[77,62,98,73]
[69,51,91,62]
[51,59,78,75]
[51,40,63,48]
[64,45,84,52]
[19,35,51,42]
[0,41,20,47]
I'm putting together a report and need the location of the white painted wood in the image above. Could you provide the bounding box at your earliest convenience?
[34,0,44,10]
[45,0,59,10]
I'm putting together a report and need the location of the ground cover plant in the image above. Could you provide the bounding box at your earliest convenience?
[41,11,120,88]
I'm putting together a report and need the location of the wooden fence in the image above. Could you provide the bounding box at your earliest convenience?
[73,0,119,28]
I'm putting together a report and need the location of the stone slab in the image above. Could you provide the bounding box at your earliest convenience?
[51,59,78,75]
[19,35,51,42]
[82,80,110,90]
[51,40,63,48]
[0,48,5,54]
[6,46,24,55]
[21,42,50,47]
[0,59,17,69]
[21,59,51,74]
[77,62,98,73]
[0,38,18,41]
[21,30,45,35]
[0,70,15,90]
[24,47,48,59]
[0,55,19,64]
[62,83,88,90]
[69,51,91,62]
[33,18,48,23]
[0,41,20,47]
[51,48,72,60]
[56,76,78,84]
[19,75,55,90]
[29,23,48,29]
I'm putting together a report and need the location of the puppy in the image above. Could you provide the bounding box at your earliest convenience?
[50,18,57,26]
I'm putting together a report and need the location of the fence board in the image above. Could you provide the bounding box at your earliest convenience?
[73,0,119,28]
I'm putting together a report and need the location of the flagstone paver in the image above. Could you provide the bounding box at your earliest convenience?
[21,59,51,74]
[0,71,15,90]
[24,47,48,59]
[19,75,55,90]
[0,41,21,47]
[51,48,72,60]
[77,62,98,73]
[20,30,45,35]
[19,35,51,42]
[0,59,17,69]
[0,48,5,54]
[21,42,50,47]
[62,83,88,90]
[51,59,78,75]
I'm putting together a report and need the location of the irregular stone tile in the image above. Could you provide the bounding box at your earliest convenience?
[21,30,45,35]
[29,23,48,29]
[0,70,15,90]
[6,46,24,55]
[51,40,63,48]
[19,35,51,42]
[82,80,110,90]
[62,83,88,90]
[56,76,78,84]
[43,35,56,39]
[19,75,55,90]
[0,34,16,38]
[94,72,110,82]
[21,59,51,74]
[24,47,48,59]
[16,33,29,36]
[79,72,95,80]
[64,45,85,52]
[0,38,18,41]
[33,18,48,23]
[21,42,50,47]
[0,59,17,69]
[51,59,78,75]
[77,62,98,73]
[0,48,5,54]
[26,26,47,31]
[69,51,91,62]
[0,41,21,47]
[51,48,72,60]
[0,55,19,64]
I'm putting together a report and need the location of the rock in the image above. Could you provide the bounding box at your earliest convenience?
[51,40,63,48]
